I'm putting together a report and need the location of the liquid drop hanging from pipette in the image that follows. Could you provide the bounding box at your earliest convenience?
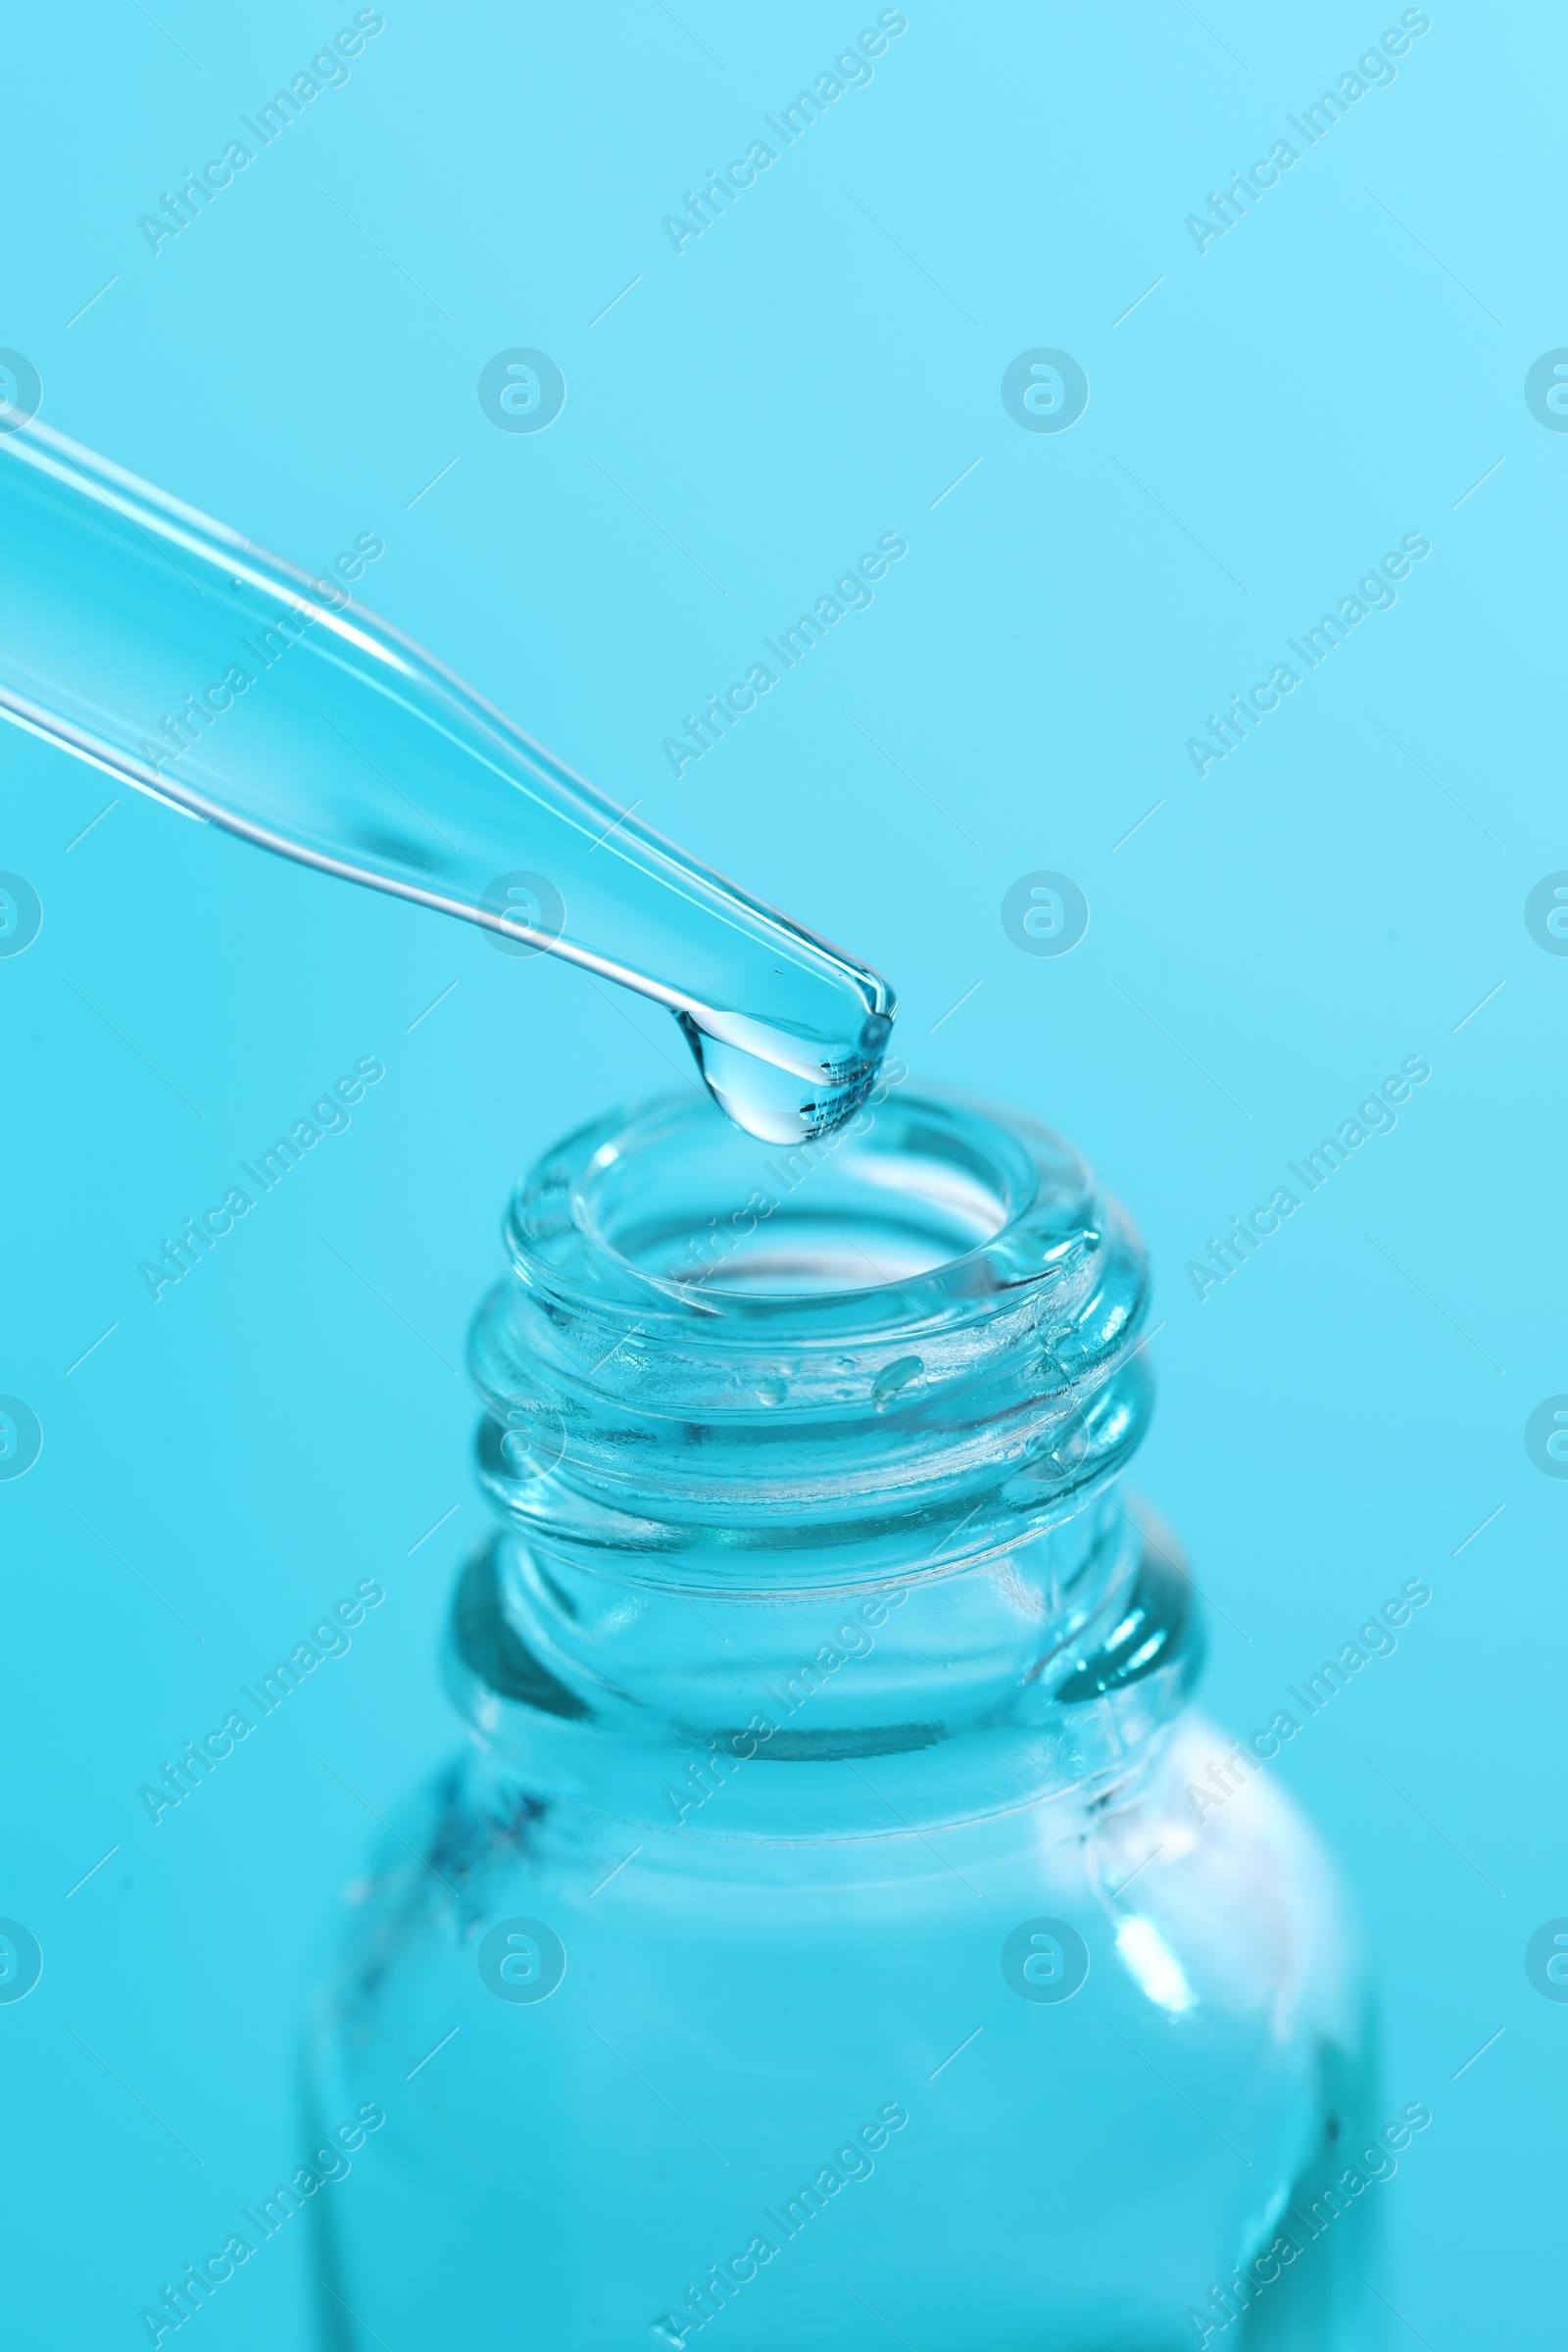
[0,420,894,1143]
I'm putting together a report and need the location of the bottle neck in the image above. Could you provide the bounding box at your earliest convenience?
[445,1487,1200,1837]
[449,1089,1192,1836]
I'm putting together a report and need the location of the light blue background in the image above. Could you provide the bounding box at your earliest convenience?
[1,3,1560,2341]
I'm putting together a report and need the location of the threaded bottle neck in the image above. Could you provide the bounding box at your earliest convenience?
[467,1080,1153,1587]
[445,1086,1199,1835]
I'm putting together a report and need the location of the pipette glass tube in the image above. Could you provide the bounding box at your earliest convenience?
[0,421,894,1142]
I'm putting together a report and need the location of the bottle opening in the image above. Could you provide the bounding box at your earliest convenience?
[572,1089,1026,1304]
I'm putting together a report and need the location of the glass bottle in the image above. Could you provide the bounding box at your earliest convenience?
[306,1077,1377,2349]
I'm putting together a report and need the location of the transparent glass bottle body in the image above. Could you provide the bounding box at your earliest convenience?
[308,1087,1376,2350]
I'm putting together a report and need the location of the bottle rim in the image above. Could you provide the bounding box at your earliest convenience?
[502,1075,1128,1348]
